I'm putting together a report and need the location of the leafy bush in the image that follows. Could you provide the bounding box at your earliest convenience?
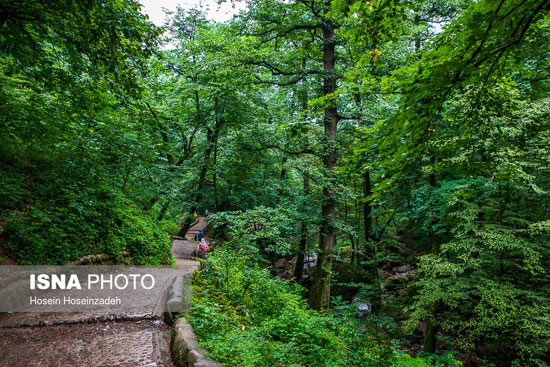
[405,177,550,365]
[159,220,181,236]
[188,246,450,367]
[2,173,172,265]
[209,207,302,257]
[0,162,28,218]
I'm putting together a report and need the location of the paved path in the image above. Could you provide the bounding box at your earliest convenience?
[0,320,172,367]
[176,214,208,266]
[0,235,201,366]
[184,216,209,240]
[172,239,202,267]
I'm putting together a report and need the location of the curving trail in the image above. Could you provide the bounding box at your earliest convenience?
[184,216,209,241]
[173,215,208,267]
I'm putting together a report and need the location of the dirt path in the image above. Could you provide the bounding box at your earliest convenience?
[0,235,202,366]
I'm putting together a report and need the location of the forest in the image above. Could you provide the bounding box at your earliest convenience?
[1,0,549,366]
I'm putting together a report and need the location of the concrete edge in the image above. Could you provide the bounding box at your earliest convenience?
[164,274,190,323]
[171,317,223,367]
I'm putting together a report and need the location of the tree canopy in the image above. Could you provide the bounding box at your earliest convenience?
[1,0,549,365]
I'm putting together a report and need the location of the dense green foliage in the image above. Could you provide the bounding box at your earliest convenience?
[0,0,171,265]
[189,247,458,367]
[1,0,549,365]
[353,2,550,364]
[0,156,172,264]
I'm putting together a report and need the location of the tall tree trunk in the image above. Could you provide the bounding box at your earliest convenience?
[295,171,309,282]
[213,139,220,211]
[353,94,373,244]
[280,155,288,181]
[352,189,358,265]
[194,127,214,205]
[177,205,196,238]
[309,18,339,310]
[279,150,288,196]
[415,21,442,349]
[424,154,441,354]
[427,155,440,254]
[294,56,310,283]
[121,128,143,193]
[362,170,372,243]
[194,97,222,206]
[160,131,174,168]
[354,90,381,310]
[354,93,375,273]
[362,167,380,298]
[423,303,439,354]
[414,12,421,55]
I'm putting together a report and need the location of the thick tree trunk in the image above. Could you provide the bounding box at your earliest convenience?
[295,172,309,282]
[424,302,442,354]
[309,19,339,310]
[424,313,437,354]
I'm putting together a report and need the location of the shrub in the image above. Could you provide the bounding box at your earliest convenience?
[3,181,172,265]
[159,220,181,236]
[188,246,449,367]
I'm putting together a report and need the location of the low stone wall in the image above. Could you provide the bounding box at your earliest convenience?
[171,317,223,367]
[163,274,192,323]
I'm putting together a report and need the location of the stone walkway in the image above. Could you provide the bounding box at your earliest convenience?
[0,320,172,367]
[0,233,203,367]
[184,216,209,241]
[175,214,208,267]
[172,239,201,267]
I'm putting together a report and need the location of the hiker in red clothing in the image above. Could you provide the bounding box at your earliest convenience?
[195,238,209,259]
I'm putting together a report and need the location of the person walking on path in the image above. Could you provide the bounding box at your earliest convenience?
[205,209,209,217]
[195,238,209,259]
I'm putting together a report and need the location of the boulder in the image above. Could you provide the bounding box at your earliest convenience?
[352,298,372,317]
[274,258,292,270]
[394,264,413,273]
